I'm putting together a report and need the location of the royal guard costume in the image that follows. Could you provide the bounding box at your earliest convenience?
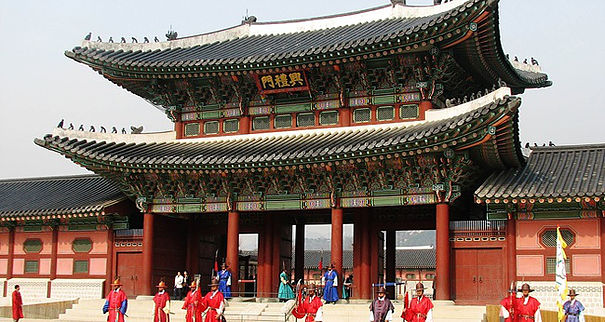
[321,264,339,303]
[103,278,128,322]
[302,284,323,322]
[182,280,205,322]
[203,278,225,322]
[217,263,232,299]
[499,283,517,322]
[12,285,23,322]
[563,289,585,322]
[515,283,542,322]
[153,281,171,322]
[403,283,433,322]
[369,287,394,322]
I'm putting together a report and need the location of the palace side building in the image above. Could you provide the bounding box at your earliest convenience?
[1,0,604,310]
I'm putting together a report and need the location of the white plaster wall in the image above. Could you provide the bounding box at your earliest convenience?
[50,279,105,299]
[7,278,49,300]
[524,281,603,314]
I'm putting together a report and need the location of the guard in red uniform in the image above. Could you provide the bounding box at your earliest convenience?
[515,283,542,322]
[103,278,128,322]
[203,278,225,322]
[182,280,205,322]
[302,284,323,322]
[404,283,434,322]
[499,283,517,322]
[12,285,23,322]
[153,281,171,322]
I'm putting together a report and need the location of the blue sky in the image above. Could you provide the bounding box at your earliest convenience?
[1,0,604,179]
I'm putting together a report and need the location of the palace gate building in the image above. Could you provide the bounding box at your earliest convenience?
[2,0,604,307]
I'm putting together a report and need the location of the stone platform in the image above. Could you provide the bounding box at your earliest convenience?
[0,298,488,321]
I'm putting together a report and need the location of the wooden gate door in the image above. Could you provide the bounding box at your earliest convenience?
[452,248,478,302]
[452,248,504,304]
[476,248,504,303]
[116,252,142,297]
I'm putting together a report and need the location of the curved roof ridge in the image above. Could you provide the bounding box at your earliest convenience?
[0,173,100,183]
[78,0,472,52]
[529,143,605,152]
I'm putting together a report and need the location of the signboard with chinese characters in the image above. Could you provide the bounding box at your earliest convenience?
[255,70,309,94]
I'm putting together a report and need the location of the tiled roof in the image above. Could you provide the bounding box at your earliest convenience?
[67,2,478,70]
[64,0,548,89]
[35,96,521,170]
[0,174,126,218]
[475,144,605,201]
[299,249,435,269]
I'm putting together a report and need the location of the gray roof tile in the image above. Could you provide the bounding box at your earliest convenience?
[475,144,605,200]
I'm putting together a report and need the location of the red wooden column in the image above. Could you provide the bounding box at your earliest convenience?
[142,212,154,295]
[261,214,274,297]
[359,210,371,299]
[506,214,517,286]
[385,230,396,299]
[600,217,605,307]
[106,226,114,295]
[418,100,433,120]
[353,214,361,299]
[5,227,15,297]
[48,224,59,297]
[50,226,59,280]
[295,221,305,283]
[240,116,250,134]
[226,211,240,296]
[435,203,451,300]
[256,232,265,297]
[331,207,343,297]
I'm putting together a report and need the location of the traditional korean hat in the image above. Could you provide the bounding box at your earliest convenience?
[568,289,579,296]
[111,278,122,286]
[209,277,220,287]
[156,281,167,288]
[415,283,425,291]
[307,284,317,291]
[377,287,388,294]
[518,283,534,292]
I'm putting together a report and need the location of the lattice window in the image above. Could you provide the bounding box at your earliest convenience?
[319,111,338,125]
[24,239,42,253]
[274,115,292,129]
[297,113,315,127]
[377,106,395,121]
[204,121,219,134]
[223,119,239,133]
[25,260,39,273]
[253,116,270,130]
[353,108,371,123]
[184,123,200,137]
[73,238,92,253]
[74,260,89,274]
[400,104,419,119]
[546,257,571,275]
[541,229,574,247]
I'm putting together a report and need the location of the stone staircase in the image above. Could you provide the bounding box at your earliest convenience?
[0,298,487,321]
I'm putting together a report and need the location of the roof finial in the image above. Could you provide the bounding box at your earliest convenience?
[166,25,178,41]
[242,9,257,24]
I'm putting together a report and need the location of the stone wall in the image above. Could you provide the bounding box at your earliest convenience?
[50,279,105,299]
[525,281,602,312]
